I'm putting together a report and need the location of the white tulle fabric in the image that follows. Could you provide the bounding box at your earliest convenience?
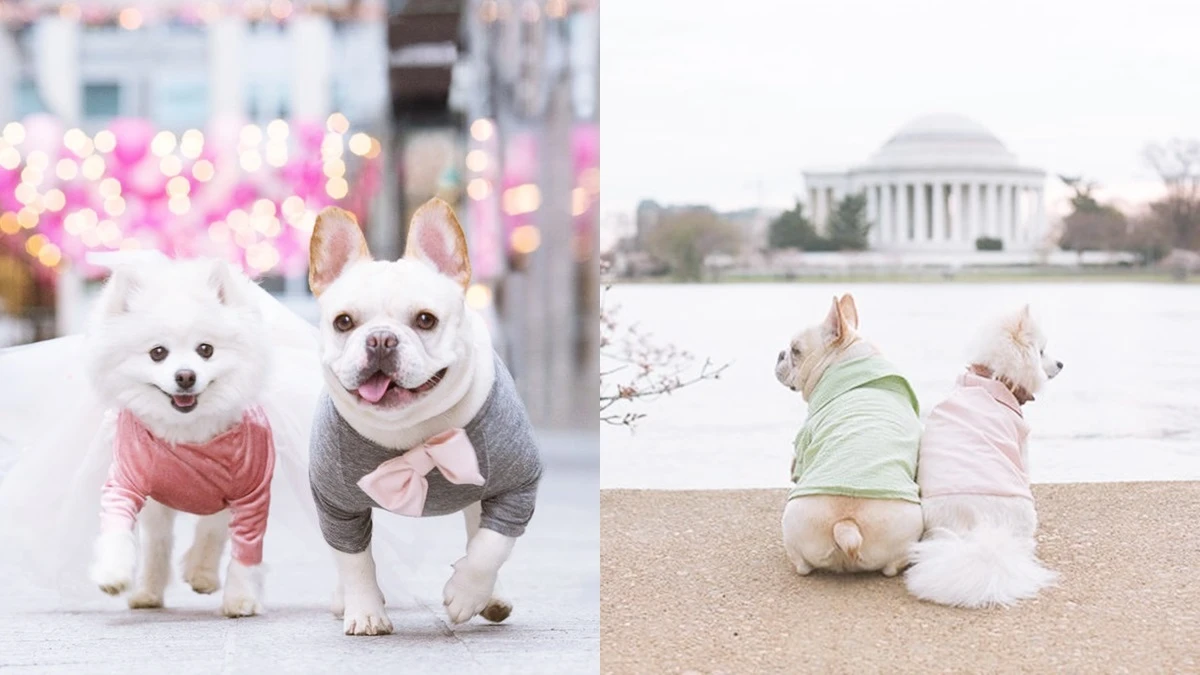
[0,260,418,603]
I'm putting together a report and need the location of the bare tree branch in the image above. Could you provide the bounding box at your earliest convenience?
[599,261,731,427]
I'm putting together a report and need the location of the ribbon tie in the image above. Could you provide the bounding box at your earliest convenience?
[356,429,485,516]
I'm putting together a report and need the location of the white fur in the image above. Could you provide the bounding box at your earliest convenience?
[774,295,923,575]
[334,546,392,635]
[905,306,1061,608]
[83,258,269,614]
[311,201,514,633]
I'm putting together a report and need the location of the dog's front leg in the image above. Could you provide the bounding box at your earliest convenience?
[127,500,175,608]
[221,558,263,618]
[461,501,513,622]
[182,510,230,594]
[90,529,137,596]
[443,527,514,624]
[335,544,392,635]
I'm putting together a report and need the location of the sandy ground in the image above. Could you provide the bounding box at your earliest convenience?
[601,482,1200,674]
[0,432,598,675]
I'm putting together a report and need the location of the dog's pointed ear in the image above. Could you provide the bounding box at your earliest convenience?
[822,296,846,344]
[97,266,140,317]
[207,259,251,308]
[309,206,371,297]
[837,294,859,330]
[404,198,471,289]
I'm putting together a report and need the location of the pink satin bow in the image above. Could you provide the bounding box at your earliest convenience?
[356,429,485,516]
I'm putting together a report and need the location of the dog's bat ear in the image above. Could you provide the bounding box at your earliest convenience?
[309,207,371,297]
[823,296,845,343]
[837,294,859,330]
[96,265,140,317]
[404,198,471,290]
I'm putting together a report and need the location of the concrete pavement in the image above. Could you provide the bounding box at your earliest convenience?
[0,432,598,674]
[601,482,1200,674]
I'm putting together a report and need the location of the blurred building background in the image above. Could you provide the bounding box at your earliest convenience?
[0,0,598,429]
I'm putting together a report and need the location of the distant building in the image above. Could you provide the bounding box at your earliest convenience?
[722,206,783,252]
[804,114,1047,252]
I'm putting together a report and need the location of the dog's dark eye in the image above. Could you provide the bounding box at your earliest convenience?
[791,346,801,358]
[414,311,438,331]
[334,314,354,332]
[196,343,214,359]
[149,346,169,362]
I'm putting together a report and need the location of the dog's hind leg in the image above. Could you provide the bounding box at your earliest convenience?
[182,509,230,594]
[462,501,512,622]
[128,499,175,609]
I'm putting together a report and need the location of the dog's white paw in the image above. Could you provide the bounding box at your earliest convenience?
[221,560,262,618]
[181,539,223,594]
[90,530,137,596]
[183,565,221,595]
[342,594,393,636]
[442,559,498,625]
[127,588,164,609]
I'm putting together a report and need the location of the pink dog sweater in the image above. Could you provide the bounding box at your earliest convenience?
[917,370,1033,501]
[99,406,275,565]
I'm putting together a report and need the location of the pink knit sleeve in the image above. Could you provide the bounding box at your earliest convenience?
[99,412,148,533]
[227,413,276,566]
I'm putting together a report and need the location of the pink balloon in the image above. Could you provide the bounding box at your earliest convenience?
[108,118,155,168]
[126,161,168,200]
[294,119,325,153]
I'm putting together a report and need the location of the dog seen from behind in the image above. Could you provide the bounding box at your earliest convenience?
[774,294,924,576]
[905,305,1062,608]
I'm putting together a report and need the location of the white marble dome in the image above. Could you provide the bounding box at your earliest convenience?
[866,114,1019,171]
[802,113,1048,252]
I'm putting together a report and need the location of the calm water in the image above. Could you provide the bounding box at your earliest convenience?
[601,282,1200,489]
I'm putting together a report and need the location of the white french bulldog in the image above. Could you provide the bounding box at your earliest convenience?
[307,199,542,636]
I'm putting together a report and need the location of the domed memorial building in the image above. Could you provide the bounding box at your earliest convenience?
[804,114,1047,252]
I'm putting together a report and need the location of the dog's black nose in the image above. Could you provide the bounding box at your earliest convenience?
[1056,361,1063,370]
[777,351,785,363]
[175,369,196,390]
[365,330,399,352]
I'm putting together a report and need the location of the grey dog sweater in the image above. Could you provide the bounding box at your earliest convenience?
[309,355,543,554]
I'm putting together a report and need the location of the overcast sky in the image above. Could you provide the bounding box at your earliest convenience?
[600,0,1200,229]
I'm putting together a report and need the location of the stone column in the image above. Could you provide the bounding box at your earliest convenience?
[1013,184,1023,245]
[998,182,1011,245]
[209,16,247,120]
[1033,186,1046,248]
[880,182,894,247]
[969,182,983,246]
[894,183,909,245]
[289,14,333,120]
[984,183,998,239]
[913,181,928,244]
[932,180,946,243]
[949,182,962,244]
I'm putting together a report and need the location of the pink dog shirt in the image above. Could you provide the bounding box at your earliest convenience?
[100,406,276,565]
[917,371,1033,501]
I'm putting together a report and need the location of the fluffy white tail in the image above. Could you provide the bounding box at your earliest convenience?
[905,525,1057,608]
[832,519,862,561]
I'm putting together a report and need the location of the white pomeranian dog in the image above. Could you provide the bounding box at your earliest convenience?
[84,258,275,616]
[905,305,1063,608]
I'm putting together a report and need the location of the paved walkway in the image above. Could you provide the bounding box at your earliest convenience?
[601,482,1200,674]
[0,432,598,674]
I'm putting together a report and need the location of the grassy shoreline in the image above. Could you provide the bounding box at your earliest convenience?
[609,269,1198,284]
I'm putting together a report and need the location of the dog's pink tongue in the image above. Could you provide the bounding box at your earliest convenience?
[357,373,392,403]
